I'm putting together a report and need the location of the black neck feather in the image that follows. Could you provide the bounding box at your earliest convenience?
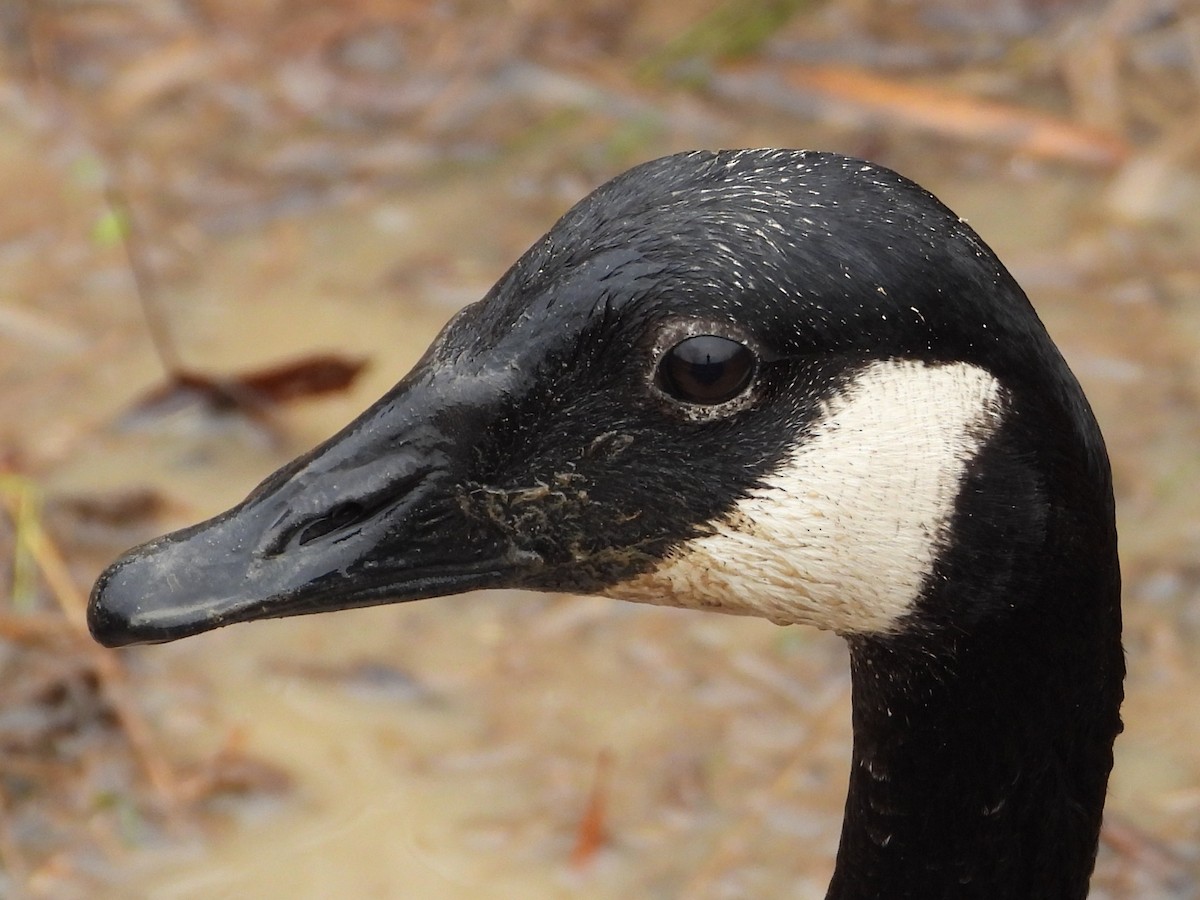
[825,425,1123,899]
[828,602,1122,899]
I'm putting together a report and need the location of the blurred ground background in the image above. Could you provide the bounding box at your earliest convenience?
[1,0,1199,897]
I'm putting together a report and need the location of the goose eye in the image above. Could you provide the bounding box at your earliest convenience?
[658,335,755,405]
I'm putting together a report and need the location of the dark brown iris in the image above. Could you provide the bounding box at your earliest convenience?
[658,335,754,405]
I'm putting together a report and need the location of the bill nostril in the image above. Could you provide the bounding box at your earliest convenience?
[257,465,436,560]
[296,501,368,546]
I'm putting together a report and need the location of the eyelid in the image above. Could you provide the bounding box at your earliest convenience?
[647,318,768,364]
[647,318,764,420]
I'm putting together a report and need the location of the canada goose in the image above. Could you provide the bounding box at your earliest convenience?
[88,149,1123,899]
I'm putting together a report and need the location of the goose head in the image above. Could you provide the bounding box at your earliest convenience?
[90,150,1110,648]
[89,149,1124,897]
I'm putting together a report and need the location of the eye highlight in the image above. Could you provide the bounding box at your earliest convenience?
[658,335,755,405]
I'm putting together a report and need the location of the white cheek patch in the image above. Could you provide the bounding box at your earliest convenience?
[602,360,1005,635]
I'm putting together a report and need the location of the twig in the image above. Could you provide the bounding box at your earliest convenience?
[102,185,185,377]
[24,1,186,380]
[1,482,182,814]
[721,62,1132,168]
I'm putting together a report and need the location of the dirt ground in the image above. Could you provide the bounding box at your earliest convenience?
[1,1,1198,897]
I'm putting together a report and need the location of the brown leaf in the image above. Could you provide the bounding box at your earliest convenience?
[120,354,368,427]
[236,354,369,404]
